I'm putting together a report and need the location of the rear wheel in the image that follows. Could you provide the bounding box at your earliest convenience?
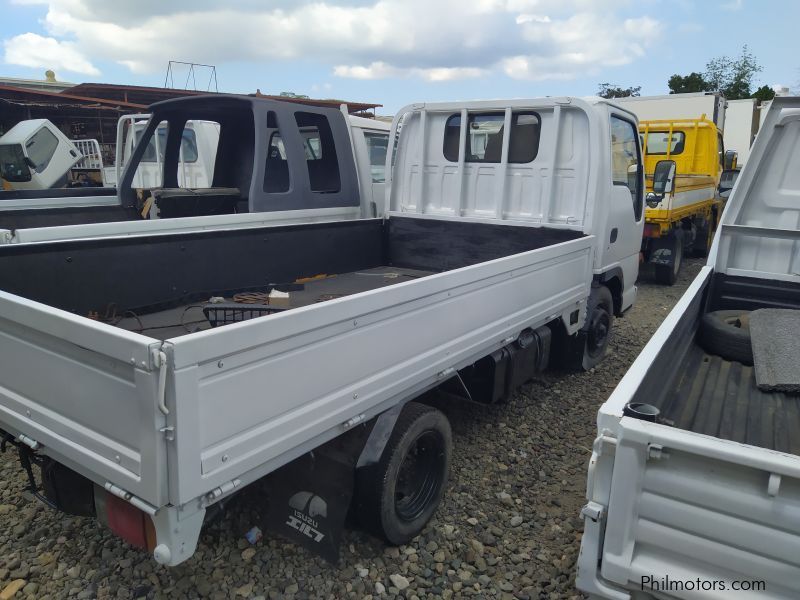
[579,284,614,371]
[654,233,683,285]
[355,402,452,545]
[692,218,713,257]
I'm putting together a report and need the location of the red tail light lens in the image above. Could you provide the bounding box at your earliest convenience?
[95,487,156,551]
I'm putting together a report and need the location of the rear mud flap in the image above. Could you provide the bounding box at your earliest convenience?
[263,425,372,562]
[648,230,684,266]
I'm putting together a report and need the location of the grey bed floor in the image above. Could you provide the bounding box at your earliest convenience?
[658,342,800,455]
[114,265,433,340]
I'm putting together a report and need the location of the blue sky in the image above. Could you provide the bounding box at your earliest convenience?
[1,0,797,113]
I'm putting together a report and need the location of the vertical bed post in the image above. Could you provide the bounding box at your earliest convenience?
[456,108,468,216]
[494,107,513,220]
[544,103,563,223]
[416,110,428,214]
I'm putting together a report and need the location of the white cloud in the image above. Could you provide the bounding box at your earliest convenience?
[2,32,99,75]
[334,62,487,81]
[721,0,743,10]
[502,14,659,80]
[3,0,659,83]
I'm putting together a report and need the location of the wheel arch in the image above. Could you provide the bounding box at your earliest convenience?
[595,269,624,316]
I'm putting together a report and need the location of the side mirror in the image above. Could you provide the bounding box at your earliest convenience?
[24,156,37,170]
[718,168,739,198]
[652,159,676,195]
[724,150,738,171]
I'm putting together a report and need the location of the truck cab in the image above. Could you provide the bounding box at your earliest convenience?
[389,96,645,345]
[0,119,82,190]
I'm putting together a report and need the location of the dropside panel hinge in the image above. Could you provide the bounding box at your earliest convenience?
[647,444,668,461]
[581,501,605,523]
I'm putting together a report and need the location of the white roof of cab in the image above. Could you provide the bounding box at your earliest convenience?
[348,114,390,131]
[0,119,50,145]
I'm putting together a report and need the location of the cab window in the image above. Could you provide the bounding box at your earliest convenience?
[0,144,31,182]
[294,112,341,193]
[264,111,290,193]
[443,111,541,163]
[364,132,388,183]
[611,116,643,220]
[25,127,59,172]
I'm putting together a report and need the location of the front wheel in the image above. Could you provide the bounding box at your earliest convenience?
[355,402,452,545]
[579,285,614,370]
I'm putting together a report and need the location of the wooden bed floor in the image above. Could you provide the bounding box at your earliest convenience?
[114,266,433,340]
[658,342,800,455]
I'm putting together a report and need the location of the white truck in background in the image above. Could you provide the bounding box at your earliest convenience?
[577,96,800,599]
[617,92,727,131]
[96,115,221,189]
[723,98,759,168]
[0,98,390,240]
[0,117,221,191]
[0,95,643,567]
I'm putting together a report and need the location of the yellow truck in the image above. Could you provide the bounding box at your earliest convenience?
[638,115,730,284]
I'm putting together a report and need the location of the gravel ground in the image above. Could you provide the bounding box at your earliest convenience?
[0,259,703,600]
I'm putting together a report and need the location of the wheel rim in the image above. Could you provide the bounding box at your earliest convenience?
[586,309,611,358]
[394,430,445,522]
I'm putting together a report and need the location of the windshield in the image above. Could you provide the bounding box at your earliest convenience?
[0,143,32,182]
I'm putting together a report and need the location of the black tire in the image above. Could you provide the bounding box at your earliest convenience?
[579,284,614,371]
[355,402,451,545]
[699,310,753,364]
[654,233,683,285]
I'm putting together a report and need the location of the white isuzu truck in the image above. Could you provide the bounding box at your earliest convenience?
[0,95,643,566]
[577,96,800,599]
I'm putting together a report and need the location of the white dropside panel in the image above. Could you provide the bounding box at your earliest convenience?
[713,97,800,283]
[164,235,593,504]
[0,293,167,506]
[1,208,363,245]
[388,99,593,228]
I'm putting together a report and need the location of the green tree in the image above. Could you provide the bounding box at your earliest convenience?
[751,85,776,102]
[667,72,709,94]
[704,45,763,100]
[597,83,641,99]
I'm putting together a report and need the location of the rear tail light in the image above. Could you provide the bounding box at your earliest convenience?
[94,486,156,551]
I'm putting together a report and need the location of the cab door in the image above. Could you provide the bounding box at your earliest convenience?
[602,114,645,309]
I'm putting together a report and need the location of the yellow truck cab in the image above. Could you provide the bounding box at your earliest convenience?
[639,116,727,284]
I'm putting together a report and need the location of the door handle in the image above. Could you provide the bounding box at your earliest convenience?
[610,228,618,243]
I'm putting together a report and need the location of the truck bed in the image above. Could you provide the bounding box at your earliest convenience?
[0,215,593,509]
[117,266,434,340]
[637,272,800,457]
[658,343,800,455]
